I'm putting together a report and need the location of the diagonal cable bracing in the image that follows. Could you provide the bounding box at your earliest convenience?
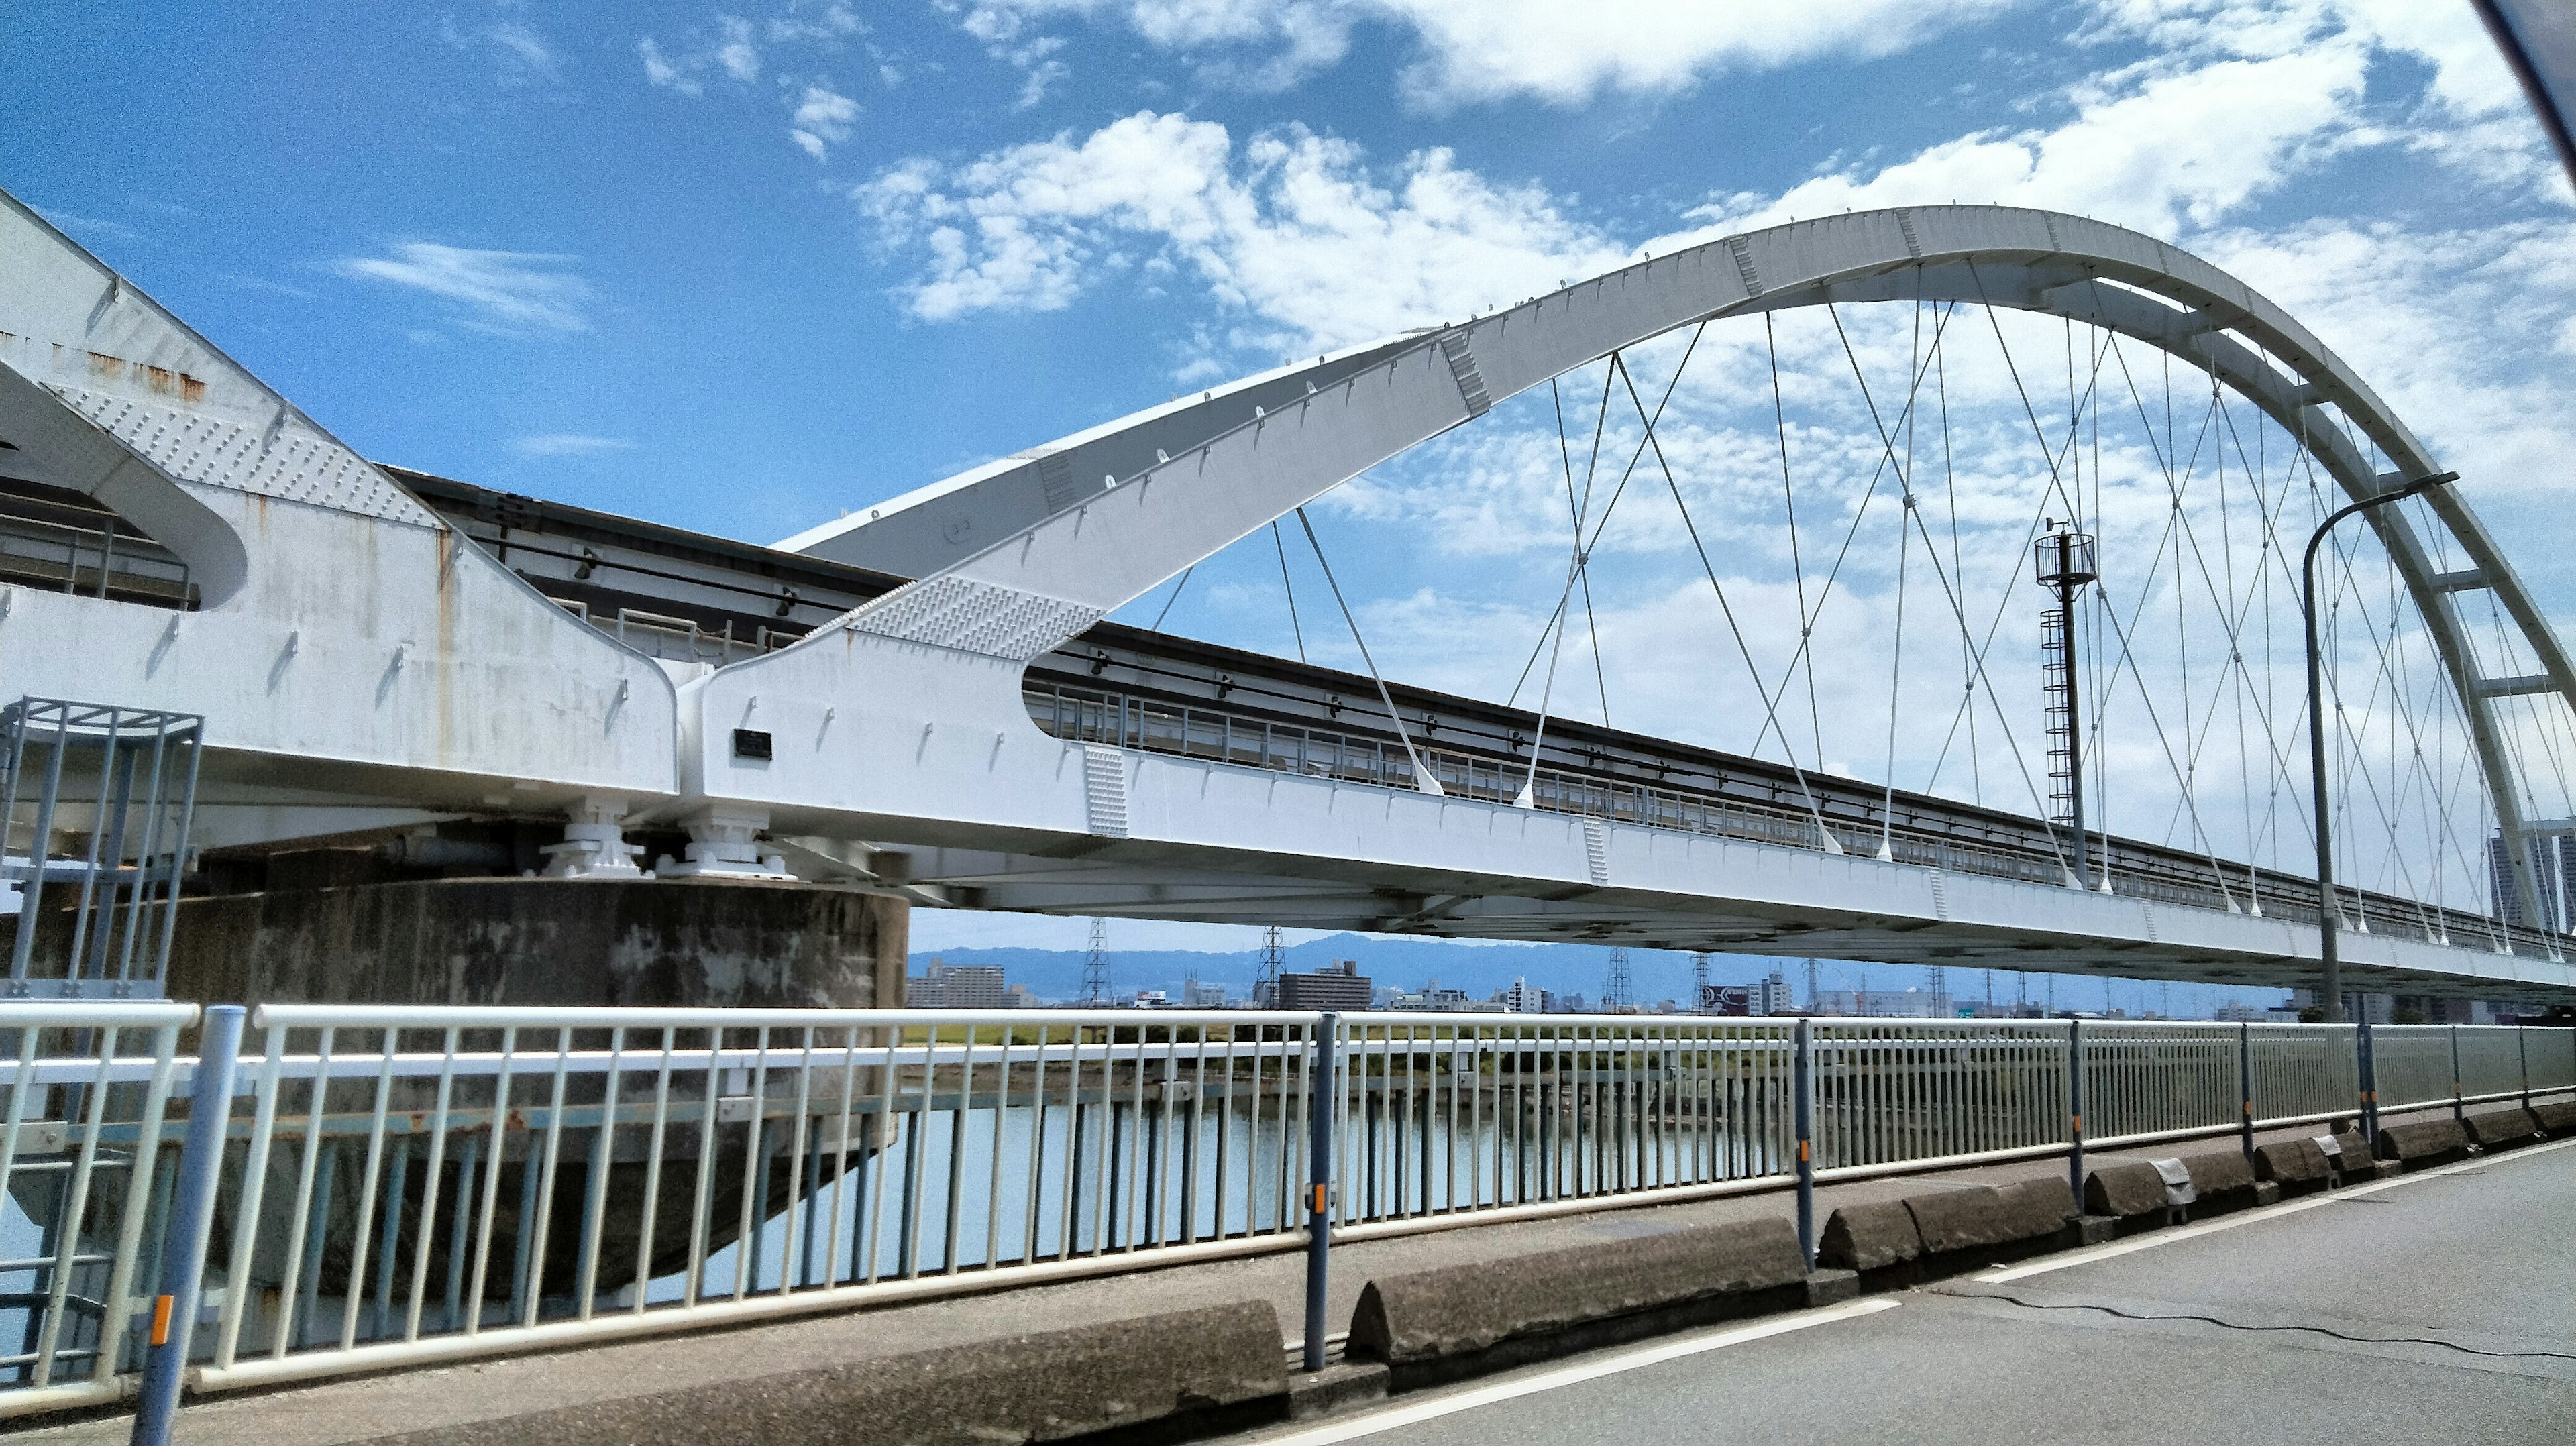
[1271,521,1307,665]
[1293,508,1445,797]
[1613,349,1856,854]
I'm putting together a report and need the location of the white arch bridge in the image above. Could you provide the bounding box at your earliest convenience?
[3,190,2574,1002]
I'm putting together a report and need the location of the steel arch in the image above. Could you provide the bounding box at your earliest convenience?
[782,205,2576,917]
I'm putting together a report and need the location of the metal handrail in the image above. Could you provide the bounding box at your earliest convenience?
[4,1002,2569,1417]
[1022,681,2565,956]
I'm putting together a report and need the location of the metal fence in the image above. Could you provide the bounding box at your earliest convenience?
[1020,682,2565,959]
[0,1000,193,1416]
[1,1004,2568,1419]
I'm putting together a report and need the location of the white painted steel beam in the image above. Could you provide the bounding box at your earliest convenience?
[5,184,2573,996]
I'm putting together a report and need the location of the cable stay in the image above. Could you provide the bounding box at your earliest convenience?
[1293,508,1444,797]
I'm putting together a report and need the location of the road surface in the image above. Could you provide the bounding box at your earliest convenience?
[1249,1139,2576,1446]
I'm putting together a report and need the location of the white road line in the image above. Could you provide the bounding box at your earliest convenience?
[1259,1298,1900,1446]
[1974,1135,2576,1284]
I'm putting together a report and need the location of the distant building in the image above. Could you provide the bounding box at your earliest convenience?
[2211,1000,2269,1023]
[1497,977,1546,1014]
[1278,959,1372,1010]
[1181,977,1229,1009]
[907,959,1012,1009]
[2489,830,2576,932]
[1754,970,1795,1017]
[1813,988,1954,1019]
[1397,979,1478,1011]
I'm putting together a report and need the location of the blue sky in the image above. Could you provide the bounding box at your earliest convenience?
[13,1,2576,981]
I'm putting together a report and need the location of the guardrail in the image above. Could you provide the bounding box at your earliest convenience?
[2,1003,2568,1423]
[1021,682,2561,960]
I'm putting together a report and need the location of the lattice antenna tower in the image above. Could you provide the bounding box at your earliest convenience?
[1081,918,1112,1006]
[1603,946,1633,1011]
[1256,925,1285,1008]
[1690,952,1711,1013]
[2035,523,2100,888]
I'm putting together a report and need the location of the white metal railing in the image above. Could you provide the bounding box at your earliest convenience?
[1022,681,2569,959]
[4,1003,2568,1421]
[0,1001,194,1416]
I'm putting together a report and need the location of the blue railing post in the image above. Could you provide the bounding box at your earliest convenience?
[1301,1013,1337,1374]
[2355,1018,2380,1144]
[131,1004,244,1446]
[2449,1024,2463,1123]
[1791,1018,1815,1270]
[2065,1017,2086,1203]
[2237,1021,2255,1160]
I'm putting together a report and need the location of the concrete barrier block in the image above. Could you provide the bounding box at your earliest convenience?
[2177,1150,2257,1214]
[2462,1107,2543,1150]
[371,1300,1287,1446]
[2376,1117,2470,1166]
[2083,1162,2167,1219]
[1805,1269,1861,1306]
[2253,1137,2331,1188]
[1906,1177,2071,1260]
[2534,1099,2576,1138]
[1346,1217,1807,1383]
[1904,1186,2021,1256]
[1816,1199,1924,1272]
[2330,1129,2375,1166]
[1996,1176,2079,1239]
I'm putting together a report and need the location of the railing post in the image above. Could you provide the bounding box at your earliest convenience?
[2355,1018,2380,1144]
[2065,1017,2085,1204]
[2237,1021,2255,1160]
[2449,1024,2463,1123]
[2517,1026,2530,1111]
[131,1004,244,1446]
[1302,1013,1337,1374]
[1792,1018,1815,1271]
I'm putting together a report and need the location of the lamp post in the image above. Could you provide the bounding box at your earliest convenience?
[2304,471,2457,1021]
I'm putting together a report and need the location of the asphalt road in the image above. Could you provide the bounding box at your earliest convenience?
[1251,1139,2576,1446]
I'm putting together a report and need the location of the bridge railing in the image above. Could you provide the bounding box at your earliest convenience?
[1020,682,2567,960]
[3,1004,2568,1417]
[0,1000,193,1417]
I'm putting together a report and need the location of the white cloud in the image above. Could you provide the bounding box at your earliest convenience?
[443,13,562,87]
[853,111,1629,346]
[641,8,875,158]
[945,0,2021,105]
[790,84,861,159]
[511,433,636,457]
[334,243,593,335]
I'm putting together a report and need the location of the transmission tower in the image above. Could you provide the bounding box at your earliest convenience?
[2036,523,2099,889]
[1690,952,1711,1013]
[1925,963,1947,1001]
[1603,946,1633,1011]
[1081,918,1112,1006]
[1256,925,1285,1008]
[1805,958,1821,1011]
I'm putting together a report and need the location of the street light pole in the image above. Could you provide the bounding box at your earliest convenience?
[2304,471,2457,1021]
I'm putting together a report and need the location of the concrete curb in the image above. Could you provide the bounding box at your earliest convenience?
[2083,1162,2169,1222]
[1345,1217,1807,1388]
[2176,1150,2258,1215]
[362,1301,1289,1446]
[1816,1199,1925,1273]
[2254,1137,2332,1194]
[2462,1107,2544,1150]
[2535,1099,2576,1138]
[2377,1117,2471,1169]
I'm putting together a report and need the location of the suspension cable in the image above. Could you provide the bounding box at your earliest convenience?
[1294,508,1444,797]
[1271,522,1306,665]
